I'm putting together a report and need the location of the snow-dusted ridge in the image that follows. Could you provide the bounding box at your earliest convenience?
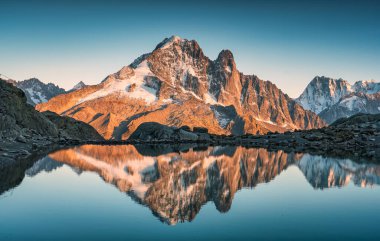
[296,76,380,121]
[78,61,159,104]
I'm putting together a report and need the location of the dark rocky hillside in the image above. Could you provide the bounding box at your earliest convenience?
[0,79,103,162]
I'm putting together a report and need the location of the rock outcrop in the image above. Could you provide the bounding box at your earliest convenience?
[0,79,103,161]
[42,111,104,141]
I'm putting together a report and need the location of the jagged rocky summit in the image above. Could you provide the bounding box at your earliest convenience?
[10,78,66,106]
[4,78,88,106]
[37,36,325,140]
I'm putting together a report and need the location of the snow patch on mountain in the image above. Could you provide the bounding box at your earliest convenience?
[353,80,380,94]
[204,92,218,105]
[14,78,66,105]
[296,77,352,114]
[25,87,48,104]
[159,36,183,50]
[212,108,231,128]
[78,61,158,105]
[339,95,367,111]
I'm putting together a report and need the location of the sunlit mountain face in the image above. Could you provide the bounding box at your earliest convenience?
[16,145,378,225]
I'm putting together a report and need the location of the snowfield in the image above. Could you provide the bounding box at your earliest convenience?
[77,61,158,105]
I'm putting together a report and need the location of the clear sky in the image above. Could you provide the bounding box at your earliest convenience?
[1,0,379,97]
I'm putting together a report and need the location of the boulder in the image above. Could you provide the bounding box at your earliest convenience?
[193,127,208,133]
[42,111,103,141]
[129,122,175,141]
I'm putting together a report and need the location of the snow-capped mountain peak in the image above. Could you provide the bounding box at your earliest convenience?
[353,80,380,94]
[297,76,380,123]
[296,76,352,114]
[15,78,66,106]
[71,81,87,91]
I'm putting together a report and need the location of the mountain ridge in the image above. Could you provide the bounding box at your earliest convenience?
[36,36,325,139]
[296,76,380,123]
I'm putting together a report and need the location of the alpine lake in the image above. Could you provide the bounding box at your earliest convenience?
[1,144,379,241]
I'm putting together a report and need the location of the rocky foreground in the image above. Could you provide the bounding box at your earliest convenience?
[0,79,103,163]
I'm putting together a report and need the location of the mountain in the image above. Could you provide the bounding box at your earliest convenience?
[296,76,353,114]
[13,78,66,106]
[69,81,87,92]
[296,76,380,123]
[36,36,325,139]
[319,92,380,124]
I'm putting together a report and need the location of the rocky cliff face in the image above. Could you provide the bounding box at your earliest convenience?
[46,144,380,225]
[0,79,59,141]
[297,76,380,123]
[36,36,325,139]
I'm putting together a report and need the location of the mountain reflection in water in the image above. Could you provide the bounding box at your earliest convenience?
[14,144,377,225]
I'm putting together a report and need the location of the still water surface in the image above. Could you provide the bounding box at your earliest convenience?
[1,144,379,241]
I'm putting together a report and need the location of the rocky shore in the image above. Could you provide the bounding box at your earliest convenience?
[124,114,380,162]
[1,77,379,164]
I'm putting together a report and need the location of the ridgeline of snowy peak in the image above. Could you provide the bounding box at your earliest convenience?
[37,36,325,139]
[12,78,65,106]
[70,81,87,92]
[296,76,380,124]
[6,78,88,105]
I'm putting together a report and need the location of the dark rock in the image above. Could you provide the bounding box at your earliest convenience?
[178,129,198,141]
[15,135,27,143]
[42,111,103,141]
[179,125,191,132]
[193,127,209,133]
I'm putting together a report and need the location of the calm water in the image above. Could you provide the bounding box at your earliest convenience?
[1,144,379,241]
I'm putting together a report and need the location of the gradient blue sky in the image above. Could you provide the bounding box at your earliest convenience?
[1,0,379,97]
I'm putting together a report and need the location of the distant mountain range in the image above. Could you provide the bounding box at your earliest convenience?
[36,36,325,139]
[5,78,86,106]
[296,76,380,123]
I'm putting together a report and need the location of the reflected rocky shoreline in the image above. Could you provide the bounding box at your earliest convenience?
[1,144,379,225]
